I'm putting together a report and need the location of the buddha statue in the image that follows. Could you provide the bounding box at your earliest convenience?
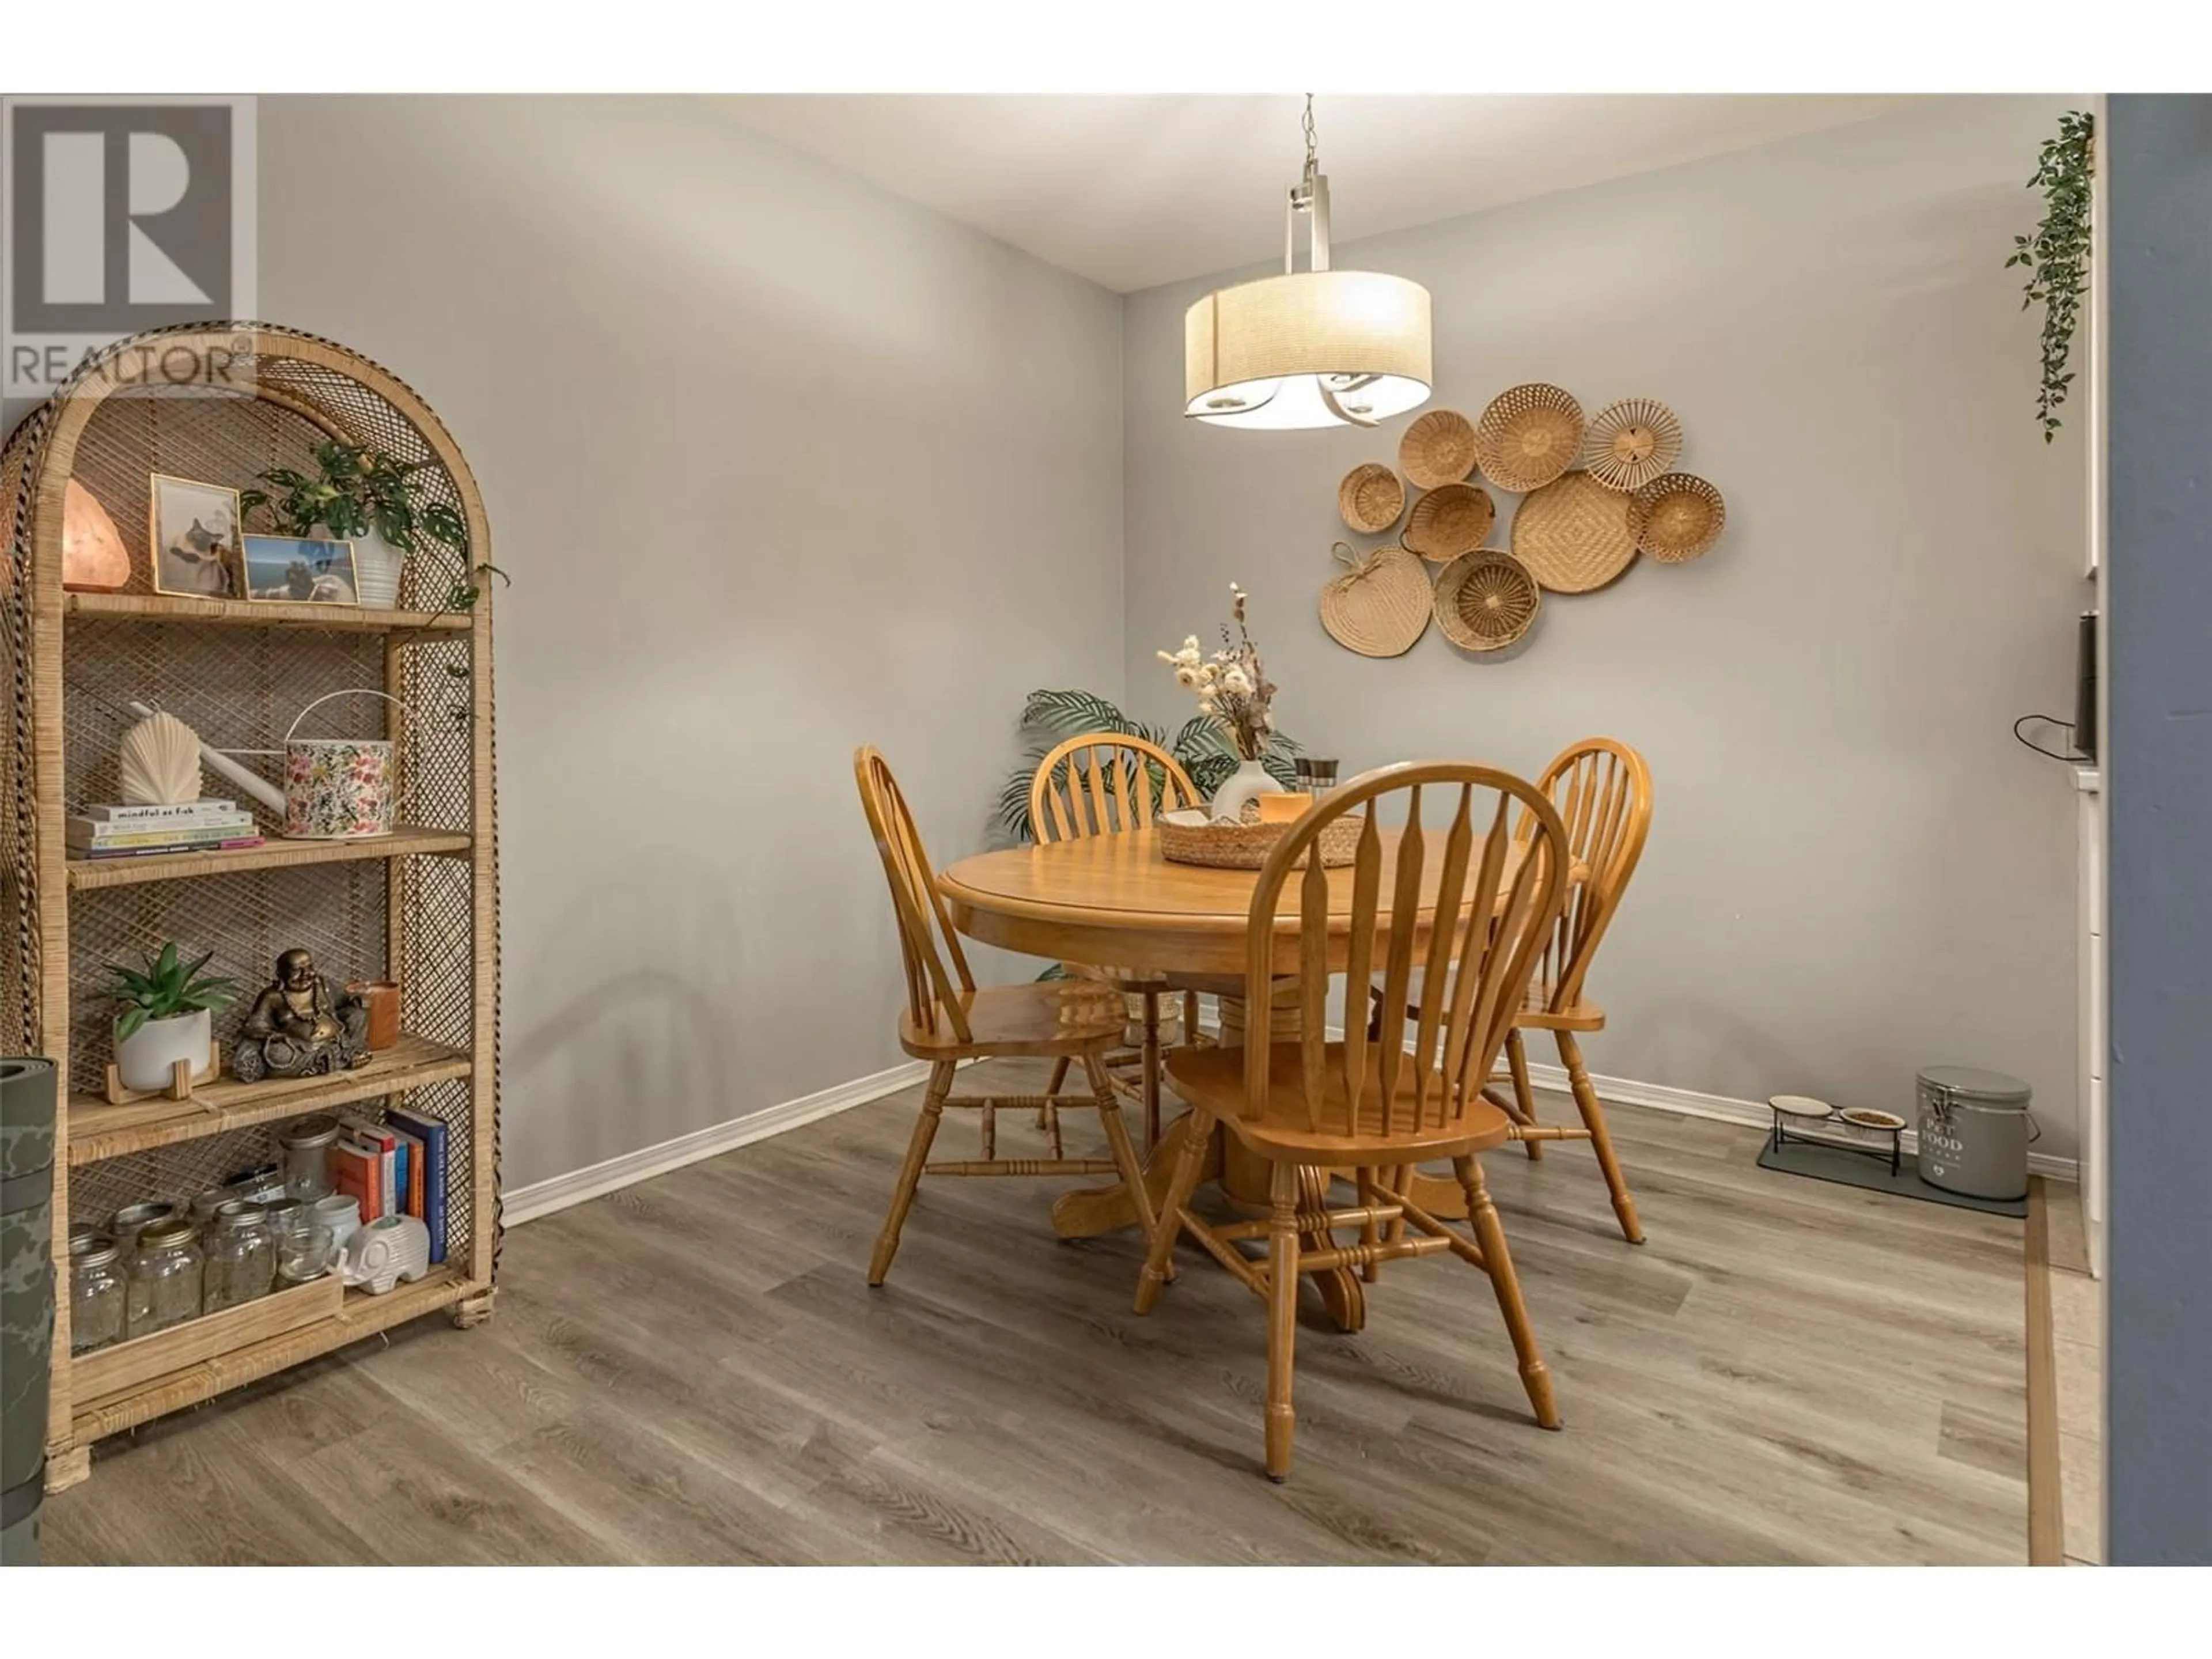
[233,949,372,1082]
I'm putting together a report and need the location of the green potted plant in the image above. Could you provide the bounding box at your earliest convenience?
[101,942,239,1093]
[240,440,469,609]
[2006,109,2094,442]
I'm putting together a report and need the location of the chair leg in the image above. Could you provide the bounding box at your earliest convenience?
[870,1060,952,1286]
[1453,1153,1560,1430]
[1265,1159,1301,1482]
[1134,1108,1211,1313]
[1506,1028,1543,1161]
[1556,1031,1643,1244]
[1084,1050,1157,1245]
[1141,990,1163,1152]
[1184,991,1202,1046]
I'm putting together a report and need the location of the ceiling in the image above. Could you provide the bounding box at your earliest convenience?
[724,94,1916,293]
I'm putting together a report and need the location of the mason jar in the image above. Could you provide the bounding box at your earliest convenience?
[68,1230,127,1354]
[107,1197,187,1259]
[279,1116,342,1203]
[125,1218,204,1338]
[202,1199,276,1313]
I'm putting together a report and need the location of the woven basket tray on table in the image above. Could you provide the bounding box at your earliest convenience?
[1158,812,1366,869]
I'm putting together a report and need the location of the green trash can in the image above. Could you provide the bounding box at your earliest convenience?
[1,1056,57,1567]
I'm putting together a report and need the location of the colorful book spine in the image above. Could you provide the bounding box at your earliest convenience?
[389,1126,426,1220]
[69,819,255,849]
[330,1139,381,1224]
[384,1107,447,1264]
[79,798,240,825]
[79,836,264,859]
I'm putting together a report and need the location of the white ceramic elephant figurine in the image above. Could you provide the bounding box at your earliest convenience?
[340,1213,431,1294]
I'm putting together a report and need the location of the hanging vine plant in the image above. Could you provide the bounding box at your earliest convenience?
[2006,109,2094,442]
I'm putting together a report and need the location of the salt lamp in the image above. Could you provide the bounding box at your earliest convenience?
[63,478,131,591]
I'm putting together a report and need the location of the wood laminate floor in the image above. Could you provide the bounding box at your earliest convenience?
[44,1062,2028,1565]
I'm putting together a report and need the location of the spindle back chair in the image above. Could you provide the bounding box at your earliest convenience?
[1137,762,1573,1480]
[1028,733,1207,1148]
[1495,738,1654,1242]
[853,747,1158,1285]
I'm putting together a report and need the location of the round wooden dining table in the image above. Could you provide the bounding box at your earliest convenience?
[938,824,1552,1332]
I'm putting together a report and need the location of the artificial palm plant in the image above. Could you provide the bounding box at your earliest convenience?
[996,688,1301,844]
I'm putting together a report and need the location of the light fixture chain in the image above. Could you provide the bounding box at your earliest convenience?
[1303,93,1317,175]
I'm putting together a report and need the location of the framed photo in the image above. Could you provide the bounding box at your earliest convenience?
[241,535,359,605]
[149,473,243,599]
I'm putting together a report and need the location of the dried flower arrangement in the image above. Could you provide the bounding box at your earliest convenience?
[1157,583,1279,763]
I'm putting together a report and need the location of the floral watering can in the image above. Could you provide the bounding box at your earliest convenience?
[278,689,410,839]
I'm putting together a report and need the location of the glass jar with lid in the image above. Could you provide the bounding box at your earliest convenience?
[68,1230,127,1354]
[279,1116,342,1203]
[124,1218,204,1338]
[107,1197,187,1259]
[202,1199,276,1313]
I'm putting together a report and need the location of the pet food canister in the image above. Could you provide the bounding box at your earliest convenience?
[1916,1066,2035,1202]
[283,689,407,840]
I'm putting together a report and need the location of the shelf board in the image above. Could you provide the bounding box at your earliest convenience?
[70,1266,472,1445]
[66,590,472,634]
[67,824,471,892]
[67,1032,473,1165]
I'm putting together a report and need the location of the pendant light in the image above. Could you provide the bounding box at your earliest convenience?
[1184,96,1433,430]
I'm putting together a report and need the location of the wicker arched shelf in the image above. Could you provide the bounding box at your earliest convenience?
[0,324,501,1491]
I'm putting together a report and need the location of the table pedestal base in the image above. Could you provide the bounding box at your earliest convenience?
[1051,985,1372,1331]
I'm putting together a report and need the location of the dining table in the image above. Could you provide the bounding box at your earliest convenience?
[938,823,1570,1334]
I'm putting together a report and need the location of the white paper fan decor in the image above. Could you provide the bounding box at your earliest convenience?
[118,710,204,805]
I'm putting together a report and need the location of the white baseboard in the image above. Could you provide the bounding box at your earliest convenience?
[503,1059,933,1227]
[1516,1057,2080,1184]
[1287,997,2081,1186]
[504,1031,2080,1228]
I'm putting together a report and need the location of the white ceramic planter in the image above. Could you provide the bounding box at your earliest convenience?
[115,1007,211,1093]
[344,525,406,610]
[1208,756,1277,824]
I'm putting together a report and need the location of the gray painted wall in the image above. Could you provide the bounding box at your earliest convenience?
[2105,93,2212,1567]
[1122,95,2088,1154]
[253,98,1125,1189]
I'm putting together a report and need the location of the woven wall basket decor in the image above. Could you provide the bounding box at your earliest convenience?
[1511,469,1646,593]
[1633,472,1726,562]
[1399,408,1480,489]
[1319,540,1431,657]
[1402,481,1495,561]
[1581,397,1683,492]
[1474,382,1586,493]
[1434,548,1541,652]
[1336,462,1406,534]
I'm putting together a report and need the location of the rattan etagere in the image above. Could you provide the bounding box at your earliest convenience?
[0,324,501,1493]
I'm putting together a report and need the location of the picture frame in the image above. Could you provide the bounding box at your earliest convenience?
[241,535,361,605]
[149,473,244,599]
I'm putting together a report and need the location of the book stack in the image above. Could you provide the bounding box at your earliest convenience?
[67,798,264,860]
[329,1107,449,1265]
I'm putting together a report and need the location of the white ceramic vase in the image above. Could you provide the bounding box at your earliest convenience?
[343,525,406,609]
[115,1007,211,1093]
[1209,756,1277,825]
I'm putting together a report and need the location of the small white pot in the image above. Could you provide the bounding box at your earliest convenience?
[328,523,405,610]
[115,1007,211,1093]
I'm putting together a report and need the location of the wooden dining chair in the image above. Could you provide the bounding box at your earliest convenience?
[854,747,1159,1285]
[1029,733,1206,1150]
[1369,738,1654,1244]
[1134,762,1573,1482]
[1494,738,1654,1245]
